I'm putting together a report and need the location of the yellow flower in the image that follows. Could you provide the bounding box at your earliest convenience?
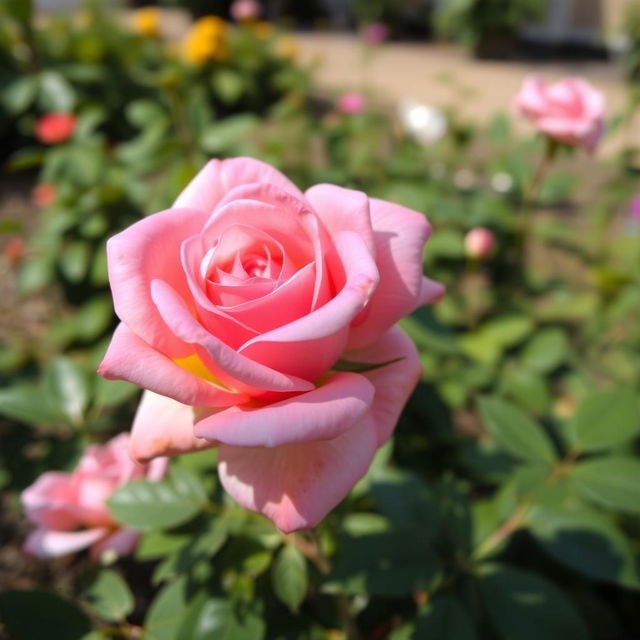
[276,35,298,59]
[182,16,228,64]
[132,7,160,38]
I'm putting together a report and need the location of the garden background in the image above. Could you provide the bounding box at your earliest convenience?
[1,0,640,638]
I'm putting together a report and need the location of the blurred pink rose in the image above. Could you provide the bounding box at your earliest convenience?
[514,76,605,151]
[337,92,366,115]
[22,434,167,560]
[363,22,389,44]
[98,157,443,532]
[35,113,76,145]
[230,0,260,21]
[464,227,495,259]
[32,183,56,208]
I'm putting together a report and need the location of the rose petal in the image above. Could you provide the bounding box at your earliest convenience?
[195,371,374,447]
[90,528,140,561]
[174,157,305,212]
[217,416,378,533]
[24,527,107,558]
[106,206,209,357]
[347,198,434,349]
[345,325,422,446]
[99,323,249,407]
[22,472,81,531]
[305,184,376,257]
[150,279,315,394]
[130,390,215,463]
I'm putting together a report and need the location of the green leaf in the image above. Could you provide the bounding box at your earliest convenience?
[93,378,139,409]
[59,241,91,283]
[0,589,91,640]
[272,544,308,612]
[44,356,89,425]
[211,69,245,104]
[371,468,439,539]
[82,570,134,622]
[2,76,38,115]
[413,596,476,639]
[333,357,404,373]
[572,457,640,514]
[200,114,259,154]
[478,565,588,640]
[0,383,63,424]
[478,396,555,465]
[566,388,640,452]
[107,470,207,531]
[528,506,640,589]
[38,71,76,113]
[144,577,191,640]
[323,532,439,596]
[186,599,265,640]
[521,328,568,374]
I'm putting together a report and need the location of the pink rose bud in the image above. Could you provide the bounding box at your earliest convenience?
[3,237,25,266]
[32,183,56,208]
[21,433,167,560]
[363,22,389,44]
[230,0,260,21]
[465,227,495,259]
[629,195,640,223]
[514,75,605,151]
[337,92,366,115]
[98,157,444,533]
[35,113,76,145]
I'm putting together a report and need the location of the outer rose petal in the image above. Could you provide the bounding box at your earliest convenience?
[22,472,80,531]
[24,527,107,558]
[99,323,248,407]
[348,198,434,349]
[90,529,140,561]
[174,157,305,212]
[217,416,378,533]
[106,207,209,358]
[345,325,422,446]
[304,184,376,257]
[195,372,375,447]
[130,390,215,463]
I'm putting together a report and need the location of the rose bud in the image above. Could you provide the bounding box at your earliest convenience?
[3,237,25,266]
[35,113,76,145]
[230,0,261,21]
[32,183,56,208]
[514,76,605,151]
[465,227,495,260]
[22,433,167,560]
[337,92,366,115]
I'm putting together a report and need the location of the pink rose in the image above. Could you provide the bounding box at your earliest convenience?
[22,434,167,560]
[230,0,260,21]
[464,227,495,259]
[98,157,443,532]
[337,92,366,115]
[514,76,605,151]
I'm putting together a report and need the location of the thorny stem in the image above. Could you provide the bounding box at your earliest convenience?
[474,501,531,560]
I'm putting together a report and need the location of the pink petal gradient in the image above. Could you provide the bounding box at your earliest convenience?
[173,157,305,212]
[90,529,140,561]
[346,325,423,446]
[150,279,316,394]
[237,231,379,381]
[99,323,249,407]
[304,184,376,257]
[195,372,374,447]
[217,416,378,533]
[24,527,108,557]
[130,390,216,463]
[106,206,209,358]
[347,198,440,349]
[21,472,80,531]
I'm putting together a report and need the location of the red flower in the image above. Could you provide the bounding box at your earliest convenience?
[32,183,56,208]
[35,113,76,144]
[3,238,25,266]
